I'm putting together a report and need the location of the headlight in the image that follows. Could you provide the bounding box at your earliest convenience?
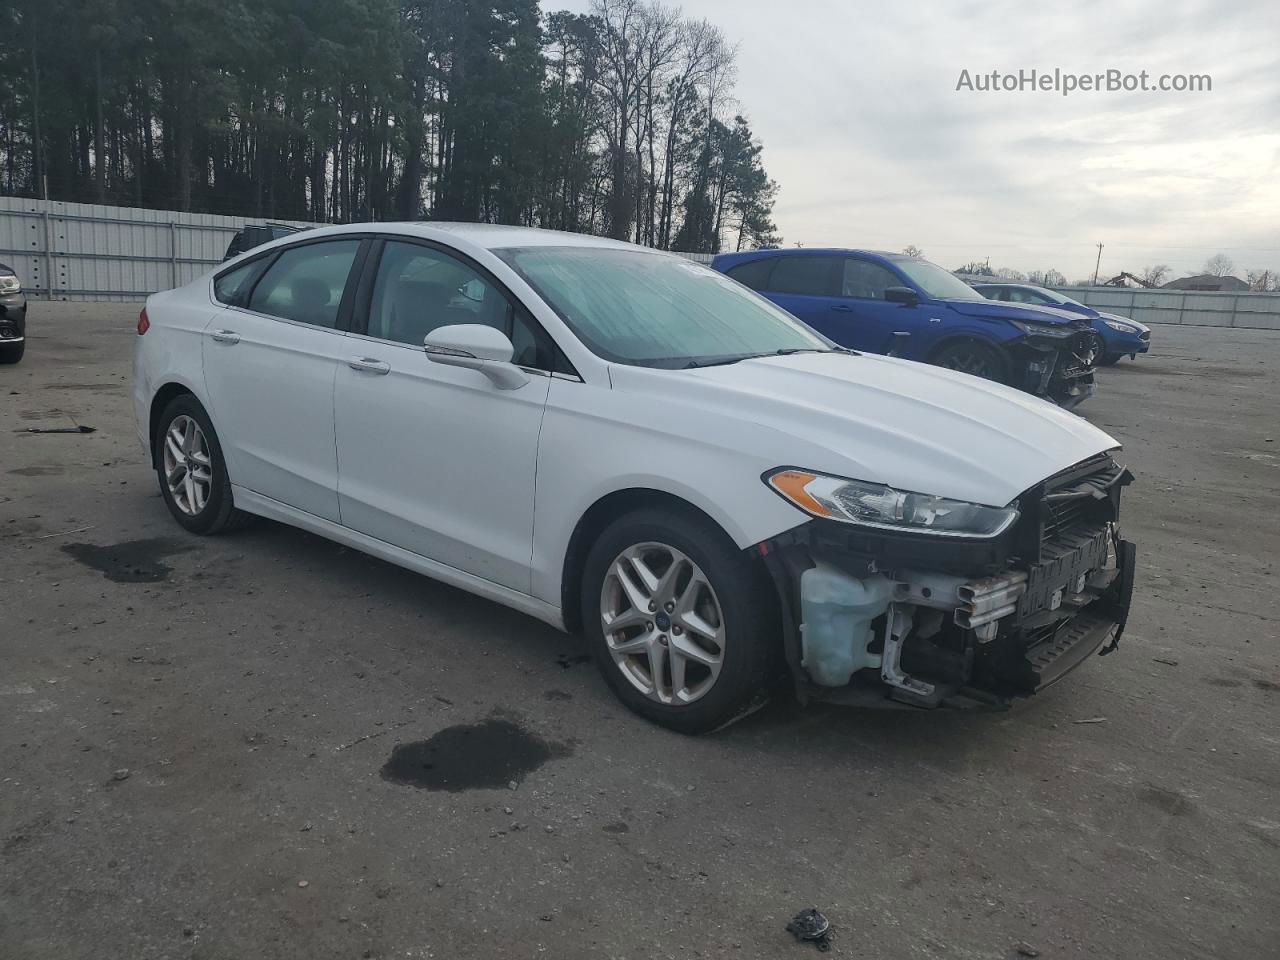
[1007,318,1075,338]
[1103,319,1132,332]
[0,274,20,295]
[766,469,1019,538]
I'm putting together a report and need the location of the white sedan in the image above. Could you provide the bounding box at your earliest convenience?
[133,223,1137,733]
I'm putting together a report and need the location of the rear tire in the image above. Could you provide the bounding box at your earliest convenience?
[0,340,24,364]
[153,394,249,535]
[931,339,1008,383]
[580,506,778,734]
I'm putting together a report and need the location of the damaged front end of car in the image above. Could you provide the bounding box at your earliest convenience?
[1010,320,1101,410]
[756,454,1136,709]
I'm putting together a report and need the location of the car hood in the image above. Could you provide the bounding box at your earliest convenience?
[942,299,1084,325]
[616,352,1119,508]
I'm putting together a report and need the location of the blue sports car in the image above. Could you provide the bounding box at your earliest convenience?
[711,249,1101,407]
[971,282,1150,366]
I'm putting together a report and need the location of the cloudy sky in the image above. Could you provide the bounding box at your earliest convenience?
[557,0,1279,281]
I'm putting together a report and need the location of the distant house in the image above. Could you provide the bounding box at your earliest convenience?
[1163,274,1249,292]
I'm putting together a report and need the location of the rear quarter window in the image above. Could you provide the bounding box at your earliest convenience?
[213,260,260,305]
[726,258,775,291]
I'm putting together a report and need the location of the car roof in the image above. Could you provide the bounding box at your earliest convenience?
[279,221,646,254]
[716,245,906,261]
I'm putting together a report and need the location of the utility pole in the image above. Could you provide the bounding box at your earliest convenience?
[1092,243,1104,285]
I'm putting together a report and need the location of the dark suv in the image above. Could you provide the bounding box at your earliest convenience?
[0,261,27,364]
[712,249,1100,408]
[222,223,303,261]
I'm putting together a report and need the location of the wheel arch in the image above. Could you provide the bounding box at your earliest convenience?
[148,381,204,468]
[925,330,1011,363]
[559,487,746,635]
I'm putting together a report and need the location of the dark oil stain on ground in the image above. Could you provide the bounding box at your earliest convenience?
[62,538,193,583]
[8,465,64,476]
[42,383,123,391]
[543,689,573,702]
[555,653,591,669]
[602,821,630,834]
[1138,784,1196,817]
[380,718,571,792]
[1202,676,1243,688]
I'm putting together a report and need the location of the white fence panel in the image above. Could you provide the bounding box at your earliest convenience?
[0,197,313,301]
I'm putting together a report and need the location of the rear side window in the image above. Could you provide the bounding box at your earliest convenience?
[841,259,904,300]
[726,258,775,291]
[248,240,361,329]
[214,261,259,305]
[769,256,838,297]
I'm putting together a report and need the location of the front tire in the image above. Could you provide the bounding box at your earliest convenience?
[931,339,1008,383]
[0,339,24,364]
[153,394,248,535]
[580,507,777,734]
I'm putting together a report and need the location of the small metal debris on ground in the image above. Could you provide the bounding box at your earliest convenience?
[1074,717,1108,724]
[785,908,832,951]
[1014,943,1041,958]
[112,769,130,781]
[1152,657,1179,666]
[31,524,97,541]
[23,425,97,434]
[297,880,309,888]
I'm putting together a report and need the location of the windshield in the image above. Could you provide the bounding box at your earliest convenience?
[1031,286,1085,308]
[895,259,986,301]
[496,247,833,368]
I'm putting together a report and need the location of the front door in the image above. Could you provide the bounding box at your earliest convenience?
[201,237,366,521]
[334,239,556,593]
[831,256,930,354]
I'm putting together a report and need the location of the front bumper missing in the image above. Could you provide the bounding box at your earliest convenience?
[757,523,1137,710]
[1015,329,1100,409]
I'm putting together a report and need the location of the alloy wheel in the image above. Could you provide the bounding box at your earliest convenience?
[600,542,725,705]
[938,347,993,377]
[162,414,213,516]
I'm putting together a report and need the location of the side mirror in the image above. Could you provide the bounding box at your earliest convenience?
[424,324,529,390]
[884,286,919,305]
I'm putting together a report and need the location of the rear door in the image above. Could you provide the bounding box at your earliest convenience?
[333,237,556,593]
[756,254,843,339]
[202,237,368,521]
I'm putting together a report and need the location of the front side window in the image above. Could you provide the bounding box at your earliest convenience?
[368,241,559,371]
[769,256,838,297]
[248,240,361,328]
[496,247,833,368]
[841,259,904,300]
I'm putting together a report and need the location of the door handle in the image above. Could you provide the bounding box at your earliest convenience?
[830,304,854,312]
[210,329,240,344]
[348,357,391,375]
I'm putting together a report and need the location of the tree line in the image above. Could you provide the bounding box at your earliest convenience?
[0,0,781,253]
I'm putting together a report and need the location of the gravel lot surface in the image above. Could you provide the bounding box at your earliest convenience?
[2,303,1277,959]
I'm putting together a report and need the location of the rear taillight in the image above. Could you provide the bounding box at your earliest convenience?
[137,307,150,335]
